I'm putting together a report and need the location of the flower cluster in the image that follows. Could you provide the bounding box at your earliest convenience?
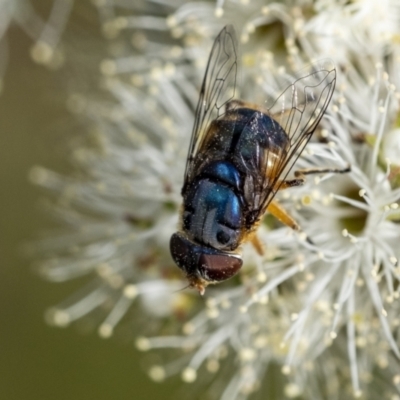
[30,0,400,399]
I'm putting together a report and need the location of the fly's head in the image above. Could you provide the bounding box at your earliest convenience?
[170,232,242,295]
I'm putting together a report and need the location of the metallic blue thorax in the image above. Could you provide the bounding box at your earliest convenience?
[183,160,243,251]
[182,108,288,252]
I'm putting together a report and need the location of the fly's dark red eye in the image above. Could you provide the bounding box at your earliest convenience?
[198,253,242,282]
[170,233,197,272]
[170,233,242,283]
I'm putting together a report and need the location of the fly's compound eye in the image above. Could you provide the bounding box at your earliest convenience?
[170,233,196,272]
[198,252,242,282]
[170,232,242,283]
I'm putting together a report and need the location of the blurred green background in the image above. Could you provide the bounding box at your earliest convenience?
[0,5,177,400]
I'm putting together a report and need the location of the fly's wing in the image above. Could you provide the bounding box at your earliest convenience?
[183,25,238,187]
[247,60,336,220]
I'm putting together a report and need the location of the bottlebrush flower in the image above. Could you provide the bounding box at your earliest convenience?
[30,1,400,399]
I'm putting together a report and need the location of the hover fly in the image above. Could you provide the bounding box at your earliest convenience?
[170,25,345,294]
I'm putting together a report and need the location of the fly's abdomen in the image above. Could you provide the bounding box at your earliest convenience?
[182,161,242,251]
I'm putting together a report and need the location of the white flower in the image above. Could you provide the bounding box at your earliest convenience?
[30,1,400,399]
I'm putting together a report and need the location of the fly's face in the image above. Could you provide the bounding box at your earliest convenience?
[170,25,337,294]
[170,233,242,295]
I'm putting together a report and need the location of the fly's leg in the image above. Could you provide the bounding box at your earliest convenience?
[250,200,302,254]
[266,199,316,245]
[274,165,351,191]
[250,169,349,253]
[294,165,351,179]
[250,233,265,256]
[267,200,300,231]
[268,165,351,245]
[256,183,302,249]
[275,178,304,190]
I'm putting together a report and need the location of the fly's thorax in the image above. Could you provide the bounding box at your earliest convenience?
[170,232,242,289]
[232,110,290,167]
[181,160,244,251]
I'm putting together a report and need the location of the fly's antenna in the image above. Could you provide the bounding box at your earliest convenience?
[172,283,191,294]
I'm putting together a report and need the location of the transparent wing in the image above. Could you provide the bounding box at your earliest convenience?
[183,25,238,186]
[246,60,337,221]
[268,60,336,154]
